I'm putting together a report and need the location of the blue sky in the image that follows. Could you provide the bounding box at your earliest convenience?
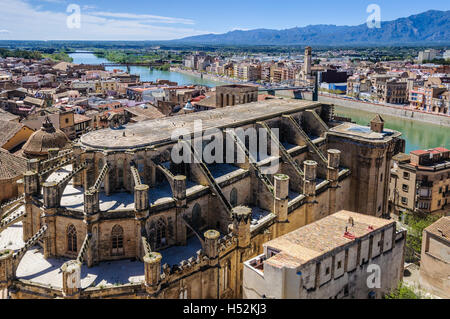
[0,0,449,40]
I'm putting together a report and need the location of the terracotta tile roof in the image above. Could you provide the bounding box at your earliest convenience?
[125,105,165,121]
[74,114,91,124]
[0,120,26,147]
[425,217,450,241]
[0,148,27,180]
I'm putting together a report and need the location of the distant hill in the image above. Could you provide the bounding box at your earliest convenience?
[178,10,450,45]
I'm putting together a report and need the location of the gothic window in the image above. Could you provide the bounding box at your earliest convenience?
[179,287,188,299]
[230,188,238,207]
[67,224,77,253]
[111,225,124,256]
[167,217,174,238]
[148,219,168,250]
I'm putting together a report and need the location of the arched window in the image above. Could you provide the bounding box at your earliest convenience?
[156,219,167,248]
[230,188,238,207]
[67,224,77,253]
[179,287,188,299]
[111,225,124,256]
[192,203,202,230]
[148,219,168,250]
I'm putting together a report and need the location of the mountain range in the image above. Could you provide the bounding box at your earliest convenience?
[178,10,450,45]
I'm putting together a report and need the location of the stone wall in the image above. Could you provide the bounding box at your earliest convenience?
[293,92,450,127]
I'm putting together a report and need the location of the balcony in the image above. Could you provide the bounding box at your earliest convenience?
[418,181,433,188]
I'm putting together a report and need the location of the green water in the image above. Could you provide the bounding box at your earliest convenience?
[334,106,449,154]
[69,52,228,87]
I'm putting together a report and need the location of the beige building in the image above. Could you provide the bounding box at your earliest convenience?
[375,79,408,104]
[389,147,450,217]
[243,210,406,299]
[0,99,404,299]
[215,85,258,107]
[420,216,450,298]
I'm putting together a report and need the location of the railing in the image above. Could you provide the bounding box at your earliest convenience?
[283,115,327,164]
[180,140,233,214]
[13,224,48,266]
[225,129,274,194]
[56,161,88,202]
[0,195,25,212]
[76,233,92,264]
[40,150,74,171]
[39,155,76,182]
[157,164,175,191]
[92,163,109,191]
[257,121,304,179]
[305,109,329,132]
[1,195,24,219]
[130,164,141,187]
[0,209,26,232]
[141,236,152,256]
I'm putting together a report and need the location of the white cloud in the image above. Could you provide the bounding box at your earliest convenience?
[90,12,195,25]
[0,29,10,33]
[0,0,208,40]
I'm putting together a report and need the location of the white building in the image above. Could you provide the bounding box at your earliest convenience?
[243,210,406,299]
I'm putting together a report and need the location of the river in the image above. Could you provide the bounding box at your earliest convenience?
[69,52,449,154]
[69,52,227,87]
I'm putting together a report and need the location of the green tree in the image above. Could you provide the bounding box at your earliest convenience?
[385,283,422,299]
[404,213,440,261]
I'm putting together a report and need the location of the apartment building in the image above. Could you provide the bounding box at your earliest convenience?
[346,75,372,96]
[375,79,408,104]
[389,148,450,217]
[233,63,261,82]
[410,86,448,113]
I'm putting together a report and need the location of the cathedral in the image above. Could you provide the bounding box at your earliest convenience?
[0,99,404,299]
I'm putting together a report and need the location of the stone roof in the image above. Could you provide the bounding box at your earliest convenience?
[0,148,27,180]
[371,114,384,124]
[125,105,165,121]
[22,117,70,157]
[80,99,321,151]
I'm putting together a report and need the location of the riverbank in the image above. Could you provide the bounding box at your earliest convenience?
[277,91,450,127]
[170,67,243,85]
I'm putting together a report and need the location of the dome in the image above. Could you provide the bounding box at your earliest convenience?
[22,117,71,158]
[183,100,195,111]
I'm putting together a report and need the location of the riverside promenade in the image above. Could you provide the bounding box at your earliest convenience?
[277,91,450,127]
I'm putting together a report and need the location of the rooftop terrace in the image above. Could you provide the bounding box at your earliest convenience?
[263,210,394,269]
